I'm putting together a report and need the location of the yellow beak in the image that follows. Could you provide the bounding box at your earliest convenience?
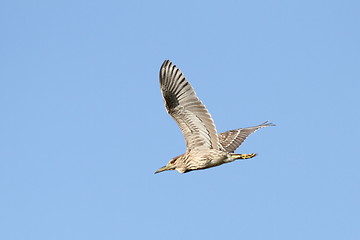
[154,165,170,174]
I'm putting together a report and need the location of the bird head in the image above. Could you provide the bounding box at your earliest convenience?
[154,157,178,174]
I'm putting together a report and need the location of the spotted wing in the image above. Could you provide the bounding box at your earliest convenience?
[159,60,220,151]
[218,121,274,153]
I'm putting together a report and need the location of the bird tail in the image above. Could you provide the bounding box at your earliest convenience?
[230,153,257,160]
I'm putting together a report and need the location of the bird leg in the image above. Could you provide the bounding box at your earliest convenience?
[230,153,257,160]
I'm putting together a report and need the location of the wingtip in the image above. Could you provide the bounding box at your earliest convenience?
[261,121,276,127]
[160,60,174,72]
[161,59,169,67]
[162,59,171,66]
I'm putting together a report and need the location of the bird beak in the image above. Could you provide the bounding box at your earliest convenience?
[154,165,170,174]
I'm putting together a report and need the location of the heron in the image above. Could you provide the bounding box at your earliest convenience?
[155,60,274,174]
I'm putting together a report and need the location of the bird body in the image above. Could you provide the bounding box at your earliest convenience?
[155,60,273,174]
[155,150,257,174]
[159,149,229,174]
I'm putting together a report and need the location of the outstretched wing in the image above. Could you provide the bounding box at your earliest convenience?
[218,121,274,153]
[159,60,220,151]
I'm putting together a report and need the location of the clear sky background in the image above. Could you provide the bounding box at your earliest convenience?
[1,0,359,239]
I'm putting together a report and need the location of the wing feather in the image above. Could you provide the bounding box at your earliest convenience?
[218,121,275,153]
[159,60,220,150]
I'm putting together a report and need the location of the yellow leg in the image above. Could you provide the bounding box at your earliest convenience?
[231,153,257,160]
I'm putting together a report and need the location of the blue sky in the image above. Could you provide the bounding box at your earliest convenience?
[1,0,359,239]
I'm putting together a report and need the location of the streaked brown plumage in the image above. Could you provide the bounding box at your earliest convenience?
[155,60,274,174]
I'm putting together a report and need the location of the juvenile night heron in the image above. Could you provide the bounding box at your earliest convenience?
[155,60,274,174]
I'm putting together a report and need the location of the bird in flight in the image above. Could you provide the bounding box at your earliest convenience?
[155,60,274,174]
